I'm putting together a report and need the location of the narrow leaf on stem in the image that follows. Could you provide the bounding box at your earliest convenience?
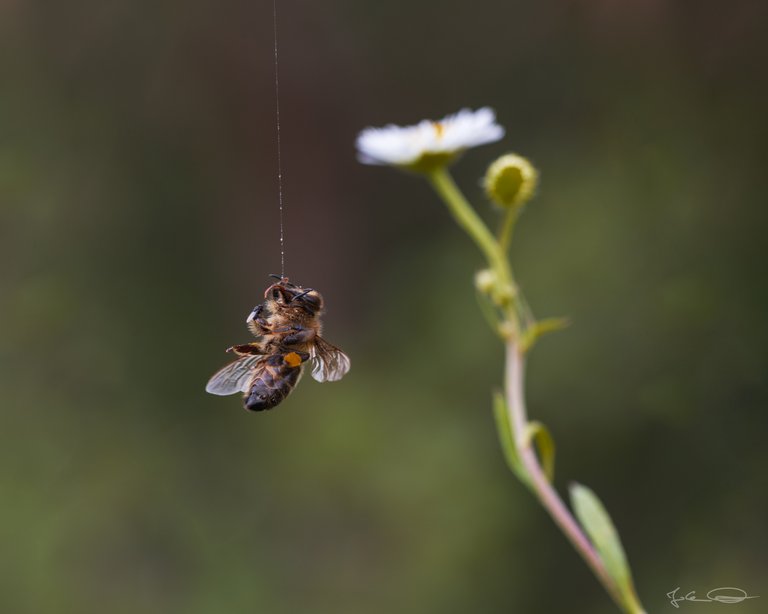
[520,317,571,352]
[570,483,646,614]
[523,421,556,482]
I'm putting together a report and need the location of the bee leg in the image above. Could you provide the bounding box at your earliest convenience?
[281,325,317,346]
[250,319,271,334]
[247,304,269,324]
[228,343,265,356]
[247,304,273,334]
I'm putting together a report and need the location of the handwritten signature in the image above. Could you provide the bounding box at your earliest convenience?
[667,587,760,608]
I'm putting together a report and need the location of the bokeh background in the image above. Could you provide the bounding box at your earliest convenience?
[2,1,767,612]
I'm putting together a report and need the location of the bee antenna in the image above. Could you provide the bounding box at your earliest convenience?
[291,289,313,301]
[269,273,283,280]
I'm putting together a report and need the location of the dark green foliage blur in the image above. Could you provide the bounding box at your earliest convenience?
[2,1,767,612]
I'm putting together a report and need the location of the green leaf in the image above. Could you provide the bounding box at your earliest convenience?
[570,483,643,612]
[523,421,556,482]
[521,317,570,352]
[475,284,502,336]
[492,392,529,485]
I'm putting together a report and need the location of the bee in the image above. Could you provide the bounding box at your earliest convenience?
[205,276,351,411]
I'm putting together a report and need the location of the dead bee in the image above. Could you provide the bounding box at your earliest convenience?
[205,276,351,411]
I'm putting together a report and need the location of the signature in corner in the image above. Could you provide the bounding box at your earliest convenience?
[667,587,760,608]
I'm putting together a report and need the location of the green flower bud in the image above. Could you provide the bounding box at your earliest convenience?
[484,154,538,208]
[475,268,515,307]
[474,268,497,294]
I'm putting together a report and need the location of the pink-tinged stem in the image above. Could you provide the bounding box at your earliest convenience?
[505,340,625,609]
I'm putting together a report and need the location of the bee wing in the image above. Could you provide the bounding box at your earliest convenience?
[310,336,351,383]
[205,354,264,396]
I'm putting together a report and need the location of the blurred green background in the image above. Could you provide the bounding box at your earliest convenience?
[2,1,767,612]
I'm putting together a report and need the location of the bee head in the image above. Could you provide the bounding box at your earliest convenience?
[264,278,324,314]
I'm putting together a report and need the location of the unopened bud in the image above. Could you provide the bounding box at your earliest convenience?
[475,269,497,294]
[484,153,538,208]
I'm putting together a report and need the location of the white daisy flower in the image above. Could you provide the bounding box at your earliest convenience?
[356,107,505,172]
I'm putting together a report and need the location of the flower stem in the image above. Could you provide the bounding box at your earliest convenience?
[498,205,518,254]
[506,341,634,612]
[426,165,646,614]
[427,167,516,322]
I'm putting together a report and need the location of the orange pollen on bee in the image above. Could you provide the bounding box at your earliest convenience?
[284,352,303,368]
[432,122,445,138]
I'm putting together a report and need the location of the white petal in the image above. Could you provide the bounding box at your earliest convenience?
[356,108,504,167]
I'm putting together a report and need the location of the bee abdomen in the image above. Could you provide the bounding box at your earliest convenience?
[244,352,305,411]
